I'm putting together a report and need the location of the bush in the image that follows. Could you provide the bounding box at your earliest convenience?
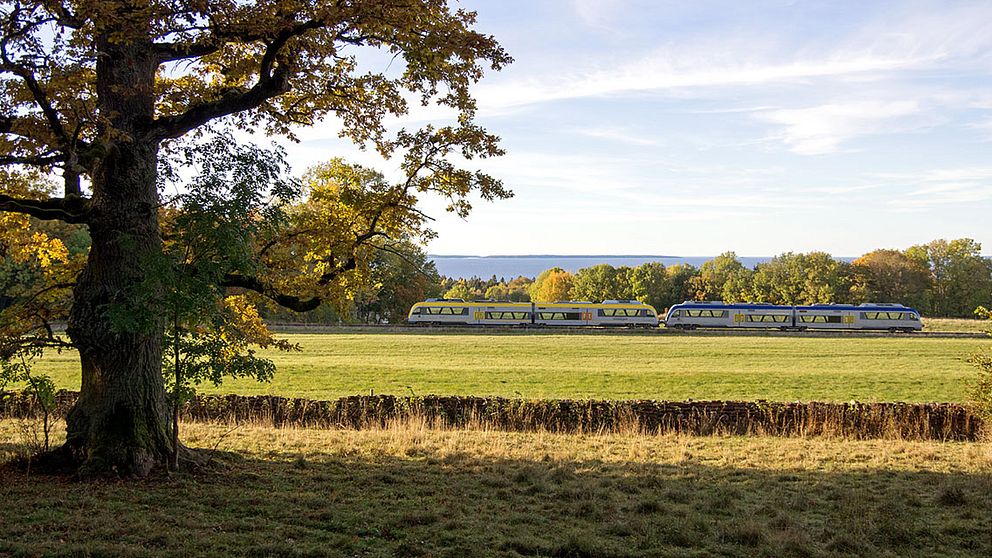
[969,307,992,423]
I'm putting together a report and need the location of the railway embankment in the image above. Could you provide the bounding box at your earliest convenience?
[265,322,990,338]
[2,390,983,441]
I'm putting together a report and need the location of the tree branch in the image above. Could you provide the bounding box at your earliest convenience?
[43,1,84,29]
[0,61,70,146]
[220,273,321,312]
[150,20,323,141]
[0,193,90,223]
[154,38,222,62]
[373,242,435,279]
[0,153,64,167]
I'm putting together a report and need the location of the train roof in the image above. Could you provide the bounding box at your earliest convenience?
[671,302,783,310]
[797,304,920,313]
[670,301,920,313]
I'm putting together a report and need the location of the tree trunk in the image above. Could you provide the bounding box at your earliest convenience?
[62,36,173,477]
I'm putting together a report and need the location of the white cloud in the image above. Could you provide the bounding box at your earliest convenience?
[475,1,992,111]
[867,166,992,210]
[572,126,660,146]
[476,52,924,110]
[757,100,923,155]
[890,185,992,209]
[572,0,626,30]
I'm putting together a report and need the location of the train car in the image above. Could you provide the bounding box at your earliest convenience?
[471,301,534,325]
[856,303,923,332]
[664,301,792,329]
[796,303,921,332]
[407,299,532,325]
[533,301,596,326]
[532,300,659,327]
[408,299,659,327]
[589,300,659,327]
[407,298,474,325]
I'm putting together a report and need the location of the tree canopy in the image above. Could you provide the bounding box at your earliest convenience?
[0,0,511,475]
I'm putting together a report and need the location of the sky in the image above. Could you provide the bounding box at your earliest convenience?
[279,0,992,257]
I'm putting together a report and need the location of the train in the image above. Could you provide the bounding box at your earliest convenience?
[664,301,923,332]
[407,299,660,327]
[407,298,923,332]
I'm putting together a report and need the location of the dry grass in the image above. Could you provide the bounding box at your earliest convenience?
[3,418,992,557]
[924,317,991,333]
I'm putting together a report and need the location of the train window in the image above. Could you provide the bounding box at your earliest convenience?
[863,311,915,320]
[599,308,646,317]
[748,314,788,323]
[685,310,727,318]
[671,310,681,318]
[800,315,843,323]
[436,307,469,315]
[485,312,530,320]
[538,312,582,320]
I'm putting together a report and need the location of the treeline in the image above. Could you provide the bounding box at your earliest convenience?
[440,239,992,318]
[262,238,990,323]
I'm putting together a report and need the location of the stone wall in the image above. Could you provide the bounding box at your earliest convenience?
[0,391,982,441]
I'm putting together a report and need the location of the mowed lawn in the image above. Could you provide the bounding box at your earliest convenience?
[30,332,988,403]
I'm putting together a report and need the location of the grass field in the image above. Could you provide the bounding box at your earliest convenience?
[2,419,990,557]
[27,332,989,403]
[924,318,991,333]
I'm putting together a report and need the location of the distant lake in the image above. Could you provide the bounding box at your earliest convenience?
[429,255,780,279]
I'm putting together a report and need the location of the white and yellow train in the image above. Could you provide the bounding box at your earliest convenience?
[407,299,659,327]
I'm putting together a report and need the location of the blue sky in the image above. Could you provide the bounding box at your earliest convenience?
[282,0,992,257]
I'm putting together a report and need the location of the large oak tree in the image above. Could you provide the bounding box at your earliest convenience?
[0,0,510,475]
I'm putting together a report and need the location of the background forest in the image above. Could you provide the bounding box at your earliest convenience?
[260,238,991,322]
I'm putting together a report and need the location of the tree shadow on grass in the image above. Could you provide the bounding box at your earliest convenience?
[1,447,990,558]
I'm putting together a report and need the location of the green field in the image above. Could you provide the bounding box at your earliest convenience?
[2,421,990,557]
[30,331,989,403]
[924,317,991,333]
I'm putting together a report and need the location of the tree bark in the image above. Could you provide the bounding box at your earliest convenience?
[62,36,173,476]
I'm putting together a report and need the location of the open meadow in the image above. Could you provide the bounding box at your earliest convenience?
[2,419,990,557]
[27,331,988,403]
[923,318,991,333]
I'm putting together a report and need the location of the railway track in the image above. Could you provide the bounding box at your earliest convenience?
[267,323,990,339]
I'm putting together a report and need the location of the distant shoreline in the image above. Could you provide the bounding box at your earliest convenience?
[429,254,679,259]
